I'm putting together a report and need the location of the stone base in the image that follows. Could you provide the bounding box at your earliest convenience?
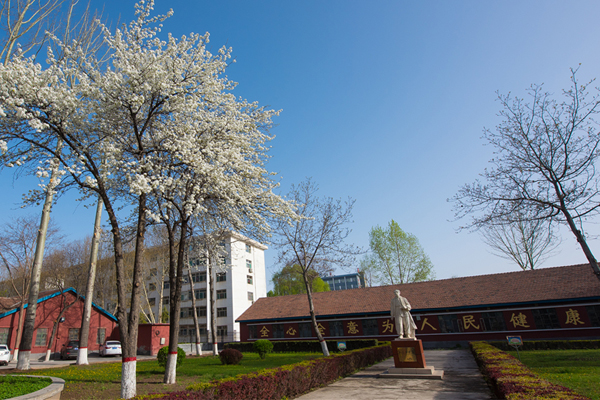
[391,338,426,368]
[379,366,444,380]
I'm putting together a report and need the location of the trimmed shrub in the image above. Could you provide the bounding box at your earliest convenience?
[219,348,243,365]
[157,346,186,369]
[253,339,274,359]
[151,343,393,399]
[470,341,590,400]
[224,339,378,353]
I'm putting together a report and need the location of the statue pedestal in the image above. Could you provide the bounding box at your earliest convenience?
[379,339,443,380]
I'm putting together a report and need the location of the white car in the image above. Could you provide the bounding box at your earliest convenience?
[99,340,122,357]
[0,345,10,366]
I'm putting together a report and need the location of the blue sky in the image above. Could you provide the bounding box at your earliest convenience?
[2,1,600,286]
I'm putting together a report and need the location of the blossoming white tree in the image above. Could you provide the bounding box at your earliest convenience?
[0,1,292,396]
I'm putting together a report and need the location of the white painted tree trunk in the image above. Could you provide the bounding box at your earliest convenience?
[195,342,202,356]
[12,349,19,362]
[121,359,137,399]
[164,353,178,384]
[77,348,88,364]
[212,340,218,356]
[16,350,30,370]
[44,349,51,362]
[77,198,103,366]
[319,340,330,357]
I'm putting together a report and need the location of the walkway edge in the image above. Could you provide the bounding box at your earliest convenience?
[8,375,65,400]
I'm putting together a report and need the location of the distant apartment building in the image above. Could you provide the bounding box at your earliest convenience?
[322,272,366,291]
[144,232,267,343]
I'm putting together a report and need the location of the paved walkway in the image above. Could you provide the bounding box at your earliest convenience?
[295,349,496,400]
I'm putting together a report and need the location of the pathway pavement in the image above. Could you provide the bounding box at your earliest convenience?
[295,349,496,400]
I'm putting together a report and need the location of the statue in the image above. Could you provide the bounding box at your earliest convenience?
[390,289,417,339]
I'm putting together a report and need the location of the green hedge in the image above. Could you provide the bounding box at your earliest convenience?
[489,339,600,351]
[147,344,392,399]
[470,341,590,400]
[224,339,379,353]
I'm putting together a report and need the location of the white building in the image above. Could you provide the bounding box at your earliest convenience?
[145,232,267,344]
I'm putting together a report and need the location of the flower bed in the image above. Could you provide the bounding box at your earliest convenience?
[470,341,590,400]
[141,343,392,400]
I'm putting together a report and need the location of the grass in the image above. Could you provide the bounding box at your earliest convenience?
[507,348,600,400]
[0,375,53,400]
[2,352,323,399]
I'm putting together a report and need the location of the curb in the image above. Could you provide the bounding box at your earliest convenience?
[8,375,65,400]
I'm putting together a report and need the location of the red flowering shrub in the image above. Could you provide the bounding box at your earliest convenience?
[219,349,243,365]
[470,341,590,400]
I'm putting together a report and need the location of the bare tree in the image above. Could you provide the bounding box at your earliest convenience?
[274,179,361,356]
[481,211,560,270]
[0,216,61,360]
[452,69,600,278]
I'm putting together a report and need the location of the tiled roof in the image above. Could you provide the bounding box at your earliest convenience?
[237,264,600,322]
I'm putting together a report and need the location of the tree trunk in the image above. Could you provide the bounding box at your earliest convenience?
[120,194,148,399]
[11,305,25,361]
[17,145,61,370]
[557,194,600,278]
[209,254,218,356]
[187,268,202,356]
[164,219,188,384]
[46,293,76,362]
[77,198,103,365]
[302,271,329,356]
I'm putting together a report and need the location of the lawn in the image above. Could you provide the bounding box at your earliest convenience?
[507,348,600,400]
[3,352,323,399]
[0,375,52,400]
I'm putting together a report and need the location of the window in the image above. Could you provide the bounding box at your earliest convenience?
[148,297,156,306]
[438,314,460,333]
[181,291,192,301]
[197,306,207,317]
[68,328,79,341]
[481,312,506,331]
[180,307,194,319]
[0,328,9,345]
[192,272,206,282]
[148,283,156,291]
[272,324,284,338]
[216,272,226,282]
[217,325,228,337]
[586,305,600,327]
[97,328,106,344]
[217,307,227,317]
[216,289,226,299]
[182,275,190,284]
[247,275,253,284]
[248,292,254,302]
[246,260,252,270]
[34,328,47,346]
[195,289,206,299]
[330,321,344,336]
[299,322,312,337]
[532,308,561,329]
[362,319,378,336]
[248,325,257,339]
[246,244,252,253]
[189,256,207,267]
[164,281,170,290]
[163,296,170,305]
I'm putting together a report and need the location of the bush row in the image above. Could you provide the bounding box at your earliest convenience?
[224,339,380,353]
[148,343,392,400]
[489,339,600,351]
[470,341,590,400]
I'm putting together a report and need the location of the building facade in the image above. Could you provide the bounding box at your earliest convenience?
[322,272,366,291]
[145,232,268,343]
[237,264,600,346]
[0,288,118,357]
